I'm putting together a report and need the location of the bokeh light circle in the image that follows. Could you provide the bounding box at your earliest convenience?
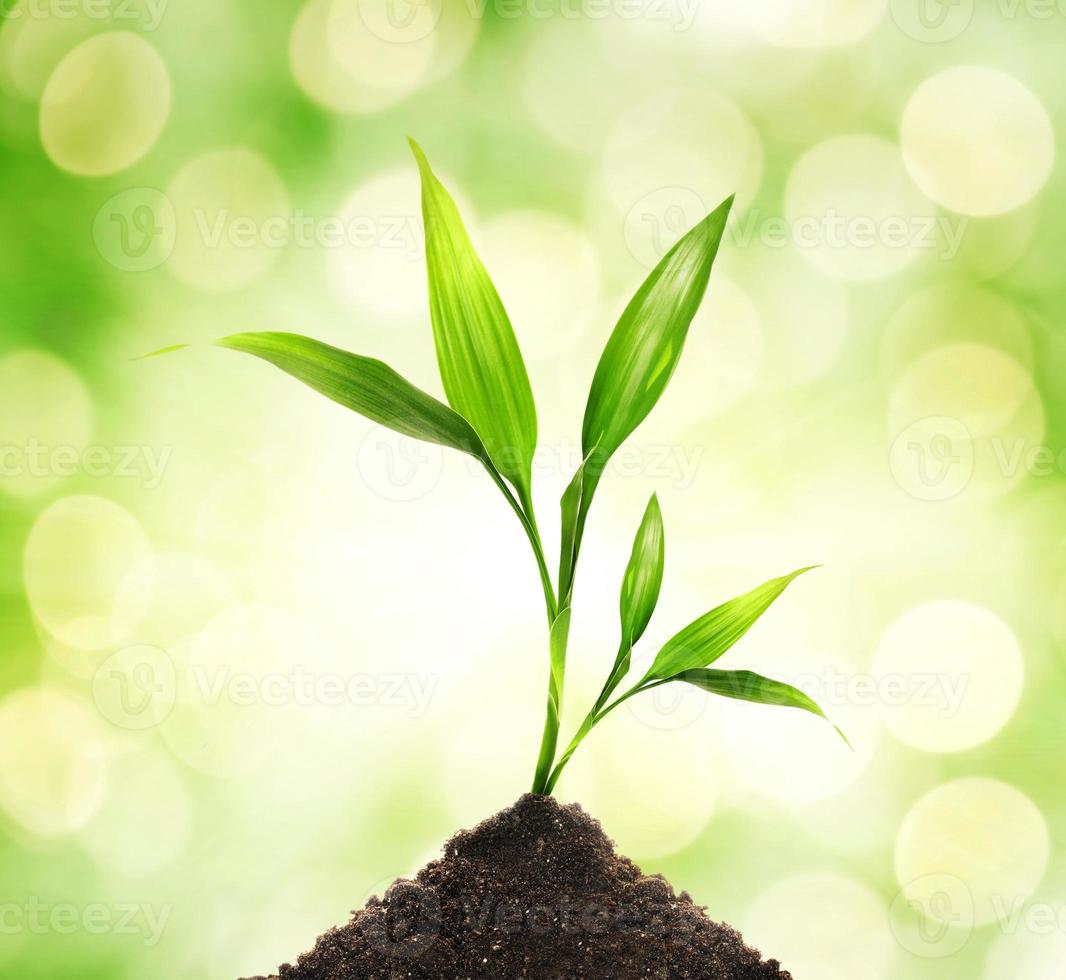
[478,210,601,362]
[24,495,153,651]
[983,928,1066,980]
[901,68,1054,217]
[784,134,934,280]
[79,751,189,877]
[872,601,1024,753]
[656,275,763,419]
[879,284,1034,387]
[166,147,291,292]
[713,649,877,806]
[888,343,1035,440]
[602,88,763,216]
[735,243,849,389]
[0,349,93,499]
[744,0,888,47]
[0,687,108,837]
[744,873,891,980]
[328,166,473,322]
[40,32,171,176]
[896,778,1049,927]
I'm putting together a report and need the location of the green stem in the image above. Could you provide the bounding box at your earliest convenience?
[544,675,670,793]
[531,607,570,794]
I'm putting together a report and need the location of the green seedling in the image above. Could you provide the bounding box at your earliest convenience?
[160,140,846,795]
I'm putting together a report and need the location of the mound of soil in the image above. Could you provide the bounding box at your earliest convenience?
[244,794,790,979]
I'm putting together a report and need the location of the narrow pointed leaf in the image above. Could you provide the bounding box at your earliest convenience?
[619,493,664,649]
[581,194,733,463]
[644,566,816,682]
[678,668,849,745]
[216,332,488,460]
[558,463,585,602]
[562,195,734,595]
[411,140,538,498]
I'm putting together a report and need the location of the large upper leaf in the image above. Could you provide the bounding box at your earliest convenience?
[581,195,733,464]
[678,668,847,743]
[619,494,664,649]
[216,332,488,460]
[411,140,538,500]
[643,567,815,682]
[561,196,734,594]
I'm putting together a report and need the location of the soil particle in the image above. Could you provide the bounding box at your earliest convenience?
[243,794,791,980]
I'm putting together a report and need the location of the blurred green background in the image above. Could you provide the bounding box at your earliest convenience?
[1,0,1065,977]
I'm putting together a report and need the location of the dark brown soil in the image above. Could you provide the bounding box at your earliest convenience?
[243,794,791,979]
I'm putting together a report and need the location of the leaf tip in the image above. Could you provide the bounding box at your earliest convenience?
[133,343,189,362]
[407,137,431,175]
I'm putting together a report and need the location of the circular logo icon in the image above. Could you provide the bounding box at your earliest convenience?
[889,416,974,502]
[93,188,176,273]
[92,645,177,730]
[889,0,974,43]
[359,877,441,960]
[623,186,708,271]
[356,425,444,502]
[625,678,708,732]
[355,0,443,43]
[890,874,975,959]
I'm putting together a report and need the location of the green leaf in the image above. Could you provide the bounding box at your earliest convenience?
[644,566,816,682]
[411,139,538,500]
[581,195,733,464]
[678,668,849,745]
[619,493,664,649]
[561,196,734,598]
[216,332,488,460]
[558,462,585,602]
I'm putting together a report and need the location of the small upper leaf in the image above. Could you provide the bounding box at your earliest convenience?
[678,668,848,744]
[643,566,815,682]
[411,139,538,500]
[216,332,488,460]
[581,195,733,464]
[619,494,665,649]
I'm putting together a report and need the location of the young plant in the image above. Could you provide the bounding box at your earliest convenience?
[161,140,845,795]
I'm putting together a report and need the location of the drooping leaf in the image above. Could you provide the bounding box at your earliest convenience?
[581,195,733,464]
[619,494,664,649]
[678,668,849,744]
[410,139,538,501]
[643,566,816,682]
[216,332,489,460]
